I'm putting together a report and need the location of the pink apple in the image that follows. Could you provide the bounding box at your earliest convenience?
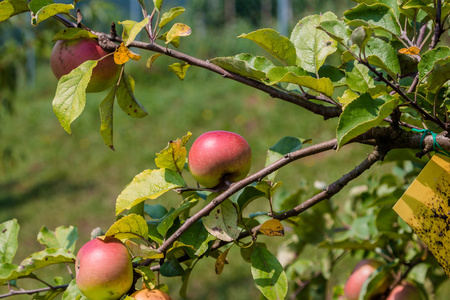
[188,130,252,188]
[344,259,387,300]
[386,282,421,300]
[50,38,121,93]
[76,237,134,300]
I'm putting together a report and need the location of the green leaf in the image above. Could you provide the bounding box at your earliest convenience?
[168,62,190,80]
[267,66,334,97]
[62,279,87,300]
[155,132,192,172]
[115,168,185,215]
[31,3,74,26]
[234,185,266,212]
[99,87,116,150]
[159,6,185,28]
[18,248,76,277]
[238,28,297,66]
[210,53,275,80]
[0,219,19,264]
[0,0,29,22]
[157,196,199,236]
[37,225,78,252]
[135,266,157,289]
[52,60,97,134]
[418,46,450,82]
[105,214,148,240]
[427,57,450,93]
[178,220,209,252]
[52,28,97,41]
[336,93,398,149]
[153,0,163,11]
[345,61,375,93]
[265,136,310,181]
[120,18,149,46]
[251,247,288,300]
[203,199,240,242]
[317,19,352,45]
[144,204,168,219]
[364,37,400,78]
[117,74,148,118]
[165,22,191,44]
[344,3,401,36]
[290,12,338,74]
[350,26,373,50]
[0,263,20,284]
[159,255,185,277]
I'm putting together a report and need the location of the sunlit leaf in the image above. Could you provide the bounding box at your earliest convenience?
[37,225,78,252]
[116,168,185,215]
[210,53,275,80]
[363,37,400,78]
[155,132,192,172]
[203,199,240,242]
[238,28,297,66]
[0,0,29,22]
[17,248,76,278]
[168,62,190,80]
[259,219,285,237]
[126,241,163,259]
[135,266,157,289]
[165,23,191,44]
[344,3,401,36]
[427,57,450,93]
[52,28,97,41]
[31,3,74,26]
[159,6,185,28]
[120,18,149,46]
[336,93,398,149]
[114,43,141,65]
[0,219,19,264]
[105,214,148,240]
[52,60,97,134]
[153,0,163,11]
[251,247,288,300]
[267,66,334,97]
[418,46,450,81]
[318,19,352,45]
[117,73,148,118]
[345,61,375,93]
[290,12,338,74]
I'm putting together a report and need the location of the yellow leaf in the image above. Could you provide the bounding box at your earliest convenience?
[215,247,231,275]
[165,23,191,44]
[114,43,141,65]
[259,219,284,237]
[394,153,450,277]
[398,46,420,55]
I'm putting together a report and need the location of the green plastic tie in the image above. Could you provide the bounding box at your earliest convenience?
[412,128,450,157]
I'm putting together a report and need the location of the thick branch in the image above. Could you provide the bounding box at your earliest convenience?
[155,139,338,254]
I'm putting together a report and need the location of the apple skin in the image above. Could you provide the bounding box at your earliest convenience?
[75,237,134,300]
[50,38,120,93]
[386,282,421,300]
[344,259,385,300]
[130,288,173,300]
[188,130,252,188]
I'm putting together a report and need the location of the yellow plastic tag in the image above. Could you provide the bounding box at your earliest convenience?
[393,153,450,277]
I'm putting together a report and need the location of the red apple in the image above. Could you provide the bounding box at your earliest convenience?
[386,282,421,300]
[344,259,386,300]
[188,130,252,188]
[76,237,134,300]
[130,288,173,300]
[50,38,121,93]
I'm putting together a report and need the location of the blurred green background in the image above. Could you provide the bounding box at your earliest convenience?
[2,0,438,299]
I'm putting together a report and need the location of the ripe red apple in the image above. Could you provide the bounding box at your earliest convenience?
[76,237,134,300]
[344,259,386,300]
[188,130,252,188]
[386,282,421,300]
[50,38,120,93]
[130,288,173,300]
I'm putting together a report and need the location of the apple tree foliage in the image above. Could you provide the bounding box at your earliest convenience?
[2,0,450,299]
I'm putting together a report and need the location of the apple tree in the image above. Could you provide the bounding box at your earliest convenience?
[2,0,450,299]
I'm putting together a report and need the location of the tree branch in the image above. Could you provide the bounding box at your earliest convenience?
[0,285,68,299]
